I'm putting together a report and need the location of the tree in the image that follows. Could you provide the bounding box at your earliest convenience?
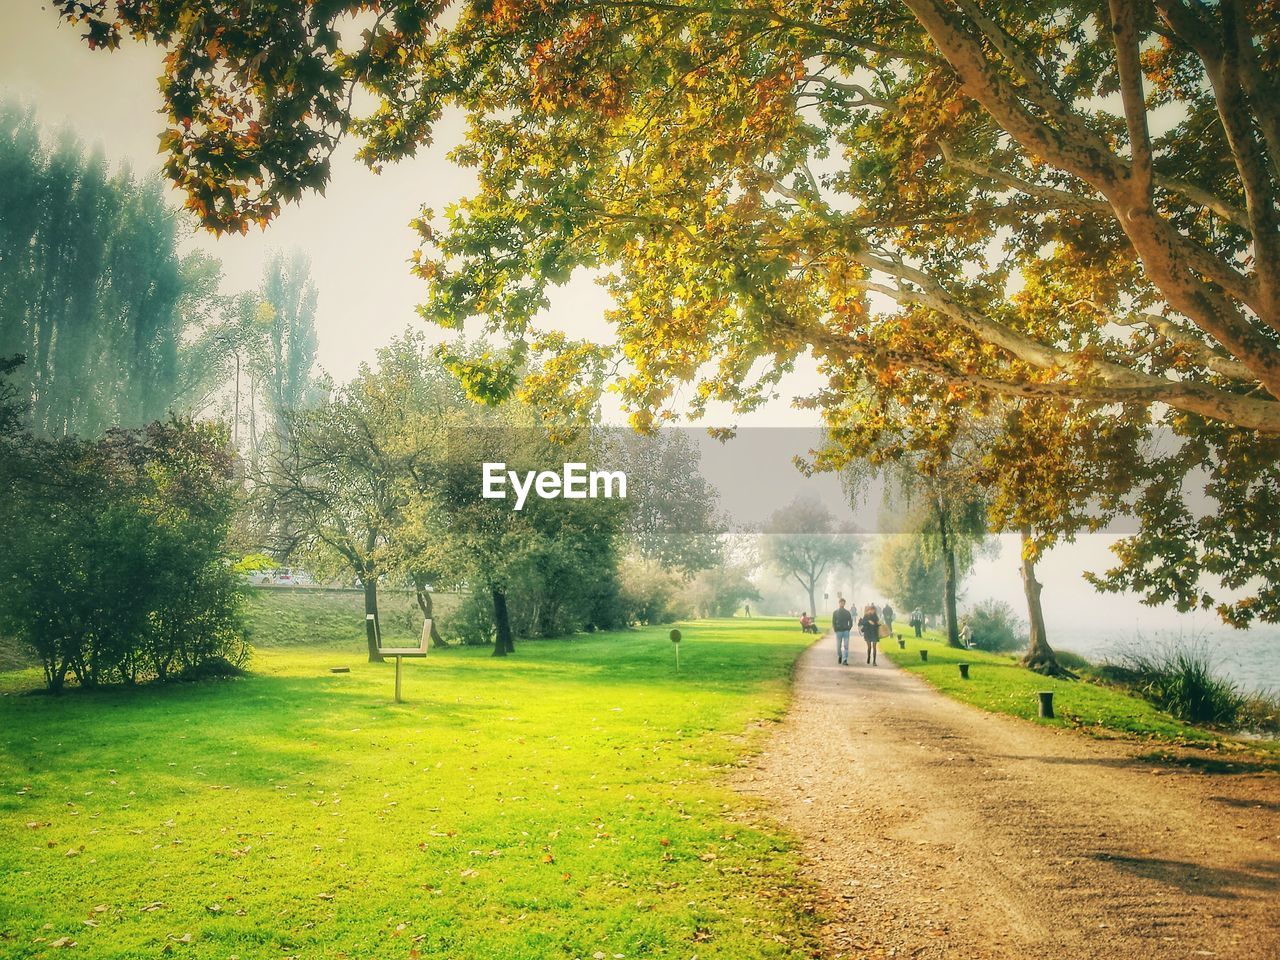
[760,498,856,618]
[258,250,322,429]
[611,429,723,576]
[58,2,1280,624]
[262,334,459,661]
[873,534,945,622]
[837,423,991,647]
[0,101,219,436]
[422,409,628,654]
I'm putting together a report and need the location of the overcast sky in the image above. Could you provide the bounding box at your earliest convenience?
[7,6,1277,672]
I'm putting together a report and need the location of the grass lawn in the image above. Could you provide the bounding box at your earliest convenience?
[0,618,819,960]
[880,630,1280,762]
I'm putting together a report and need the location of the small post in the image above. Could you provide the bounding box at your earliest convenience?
[919,649,928,662]
[958,663,969,679]
[897,639,906,649]
[394,655,403,704]
[670,628,682,672]
[1037,690,1054,719]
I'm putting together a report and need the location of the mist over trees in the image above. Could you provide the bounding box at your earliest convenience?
[761,498,858,618]
[0,102,202,435]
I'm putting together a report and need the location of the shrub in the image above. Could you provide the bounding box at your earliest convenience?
[616,557,688,625]
[964,599,1026,653]
[1103,643,1246,725]
[438,591,496,646]
[0,417,248,690]
[681,563,759,619]
[1238,689,1280,735]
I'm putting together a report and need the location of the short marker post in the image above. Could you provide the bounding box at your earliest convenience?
[670,628,682,672]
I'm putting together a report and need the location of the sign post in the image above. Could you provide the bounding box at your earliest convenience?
[378,619,432,703]
[670,628,681,672]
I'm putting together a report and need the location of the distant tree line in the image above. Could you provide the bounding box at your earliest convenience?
[0,101,327,447]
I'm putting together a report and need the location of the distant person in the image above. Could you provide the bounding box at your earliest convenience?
[960,622,974,648]
[882,603,895,636]
[799,613,812,634]
[910,607,924,638]
[857,604,882,665]
[744,603,752,618]
[831,598,853,665]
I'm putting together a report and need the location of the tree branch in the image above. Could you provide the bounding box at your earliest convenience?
[1108,0,1155,195]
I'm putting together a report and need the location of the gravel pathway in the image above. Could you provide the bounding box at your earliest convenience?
[736,632,1280,959]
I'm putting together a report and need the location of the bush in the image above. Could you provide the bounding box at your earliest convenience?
[964,599,1026,653]
[0,417,248,691]
[1101,643,1247,725]
[1238,689,1280,735]
[438,591,496,646]
[616,558,688,626]
[681,563,759,619]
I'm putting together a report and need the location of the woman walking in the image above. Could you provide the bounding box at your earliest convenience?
[857,604,882,665]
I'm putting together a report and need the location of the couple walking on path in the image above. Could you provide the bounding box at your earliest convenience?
[830,597,882,665]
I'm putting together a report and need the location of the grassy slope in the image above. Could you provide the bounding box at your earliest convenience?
[0,618,819,960]
[880,630,1280,761]
[242,587,462,648]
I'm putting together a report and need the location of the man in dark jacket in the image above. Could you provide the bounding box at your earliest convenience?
[832,598,853,665]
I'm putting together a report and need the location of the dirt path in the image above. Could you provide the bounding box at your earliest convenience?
[737,633,1280,959]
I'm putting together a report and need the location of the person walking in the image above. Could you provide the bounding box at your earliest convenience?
[881,603,895,637]
[831,598,853,665]
[910,607,924,638]
[857,604,882,665]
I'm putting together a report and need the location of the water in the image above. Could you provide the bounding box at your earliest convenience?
[1047,622,1280,694]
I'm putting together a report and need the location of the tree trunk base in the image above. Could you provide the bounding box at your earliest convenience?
[1023,650,1076,680]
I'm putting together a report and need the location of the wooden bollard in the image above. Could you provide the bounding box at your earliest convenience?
[919,649,928,662]
[958,663,969,679]
[1037,691,1055,718]
[897,639,906,649]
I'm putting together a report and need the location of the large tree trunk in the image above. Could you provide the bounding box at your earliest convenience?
[1019,529,1072,678]
[414,581,447,648]
[938,505,962,647]
[364,578,383,663]
[806,580,817,619]
[492,587,514,656]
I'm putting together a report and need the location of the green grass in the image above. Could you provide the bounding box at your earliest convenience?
[880,630,1280,758]
[0,617,818,960]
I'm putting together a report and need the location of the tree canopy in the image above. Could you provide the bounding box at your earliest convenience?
[53,1,1280,624]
